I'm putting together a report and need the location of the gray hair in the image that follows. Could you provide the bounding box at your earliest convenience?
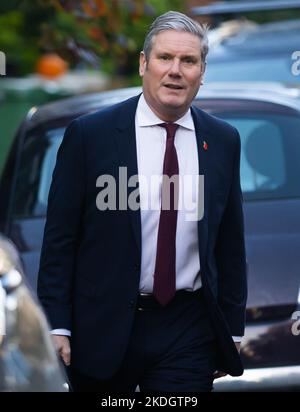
[143,11,209,62]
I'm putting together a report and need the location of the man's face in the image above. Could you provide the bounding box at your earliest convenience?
[139,30,205,121]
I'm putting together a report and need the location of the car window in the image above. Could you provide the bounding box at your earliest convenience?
[218,113,300,201]
[10,111,300,219]
[228,118,285,192]
[12,127,64,218]
[205,55,297,83]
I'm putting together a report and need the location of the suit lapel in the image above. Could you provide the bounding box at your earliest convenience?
[115,95,142,255]
[113,99,213,265]
[191,105,212,267]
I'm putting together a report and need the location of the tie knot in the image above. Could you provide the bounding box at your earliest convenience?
[159,123,179,140]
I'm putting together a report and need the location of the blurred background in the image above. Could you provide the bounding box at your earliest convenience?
[0,0,185,173]
[1,0,300,175]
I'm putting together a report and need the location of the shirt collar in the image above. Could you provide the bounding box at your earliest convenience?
[136,93,195,131]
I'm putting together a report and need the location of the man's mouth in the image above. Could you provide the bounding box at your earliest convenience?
[164,84,184,90]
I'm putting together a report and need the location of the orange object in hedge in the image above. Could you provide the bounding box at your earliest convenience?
[36,53,68,78]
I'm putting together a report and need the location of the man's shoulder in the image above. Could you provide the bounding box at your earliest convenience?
[191,104,239,139]
[74,94,141,129]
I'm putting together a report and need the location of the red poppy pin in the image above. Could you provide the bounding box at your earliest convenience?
[203,141,208,151]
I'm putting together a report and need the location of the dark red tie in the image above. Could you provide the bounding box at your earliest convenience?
[153,123,179,306]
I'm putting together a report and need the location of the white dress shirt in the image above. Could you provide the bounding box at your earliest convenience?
[52,94,242,342]
[136,94,202,293]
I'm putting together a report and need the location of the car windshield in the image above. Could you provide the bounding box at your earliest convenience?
[11,108,300,218]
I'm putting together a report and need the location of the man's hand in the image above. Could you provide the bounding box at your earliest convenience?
[213,342,242,379]
[52,335,71,366]
[213,370,227,379]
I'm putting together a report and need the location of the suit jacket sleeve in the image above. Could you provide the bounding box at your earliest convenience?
[37,119,85,330]
[215,128,247,336]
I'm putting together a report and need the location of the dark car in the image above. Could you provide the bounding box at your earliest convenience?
[0,85,300,391]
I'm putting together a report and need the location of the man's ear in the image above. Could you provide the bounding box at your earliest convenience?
[139,52,147,76]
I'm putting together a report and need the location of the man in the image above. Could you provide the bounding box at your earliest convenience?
[38,11,247,392]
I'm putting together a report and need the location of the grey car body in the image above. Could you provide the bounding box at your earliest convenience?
[192,0,300,15]
[0,85,299,391]
[205,18,300,84]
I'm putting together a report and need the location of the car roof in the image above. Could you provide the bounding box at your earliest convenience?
[25,83,300,131]
[192,0,300,15]
[208,18,300,57]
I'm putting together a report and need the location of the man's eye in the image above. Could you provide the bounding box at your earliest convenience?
[183,58,196,64]
[159,55,171,60]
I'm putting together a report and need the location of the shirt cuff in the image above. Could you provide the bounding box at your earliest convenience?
[232,336,243,343]
[51,328,71,336]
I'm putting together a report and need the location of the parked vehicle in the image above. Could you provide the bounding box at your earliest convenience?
[0,85,299,391]
[0,235,67,391]
[192,0,300,15]
[205,18,300,84]
[192,0,300,84]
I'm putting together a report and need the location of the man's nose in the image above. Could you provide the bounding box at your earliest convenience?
[168,58,181,76]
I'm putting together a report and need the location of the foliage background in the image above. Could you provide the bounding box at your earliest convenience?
[0,0,185,85]
[1,0,299,85]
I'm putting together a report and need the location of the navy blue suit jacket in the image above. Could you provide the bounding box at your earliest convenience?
[38,94,247,379]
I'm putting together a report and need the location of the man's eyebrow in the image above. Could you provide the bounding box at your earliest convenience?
[181,54,199,59]
[156,51,172,55]
[155,51,199,59]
